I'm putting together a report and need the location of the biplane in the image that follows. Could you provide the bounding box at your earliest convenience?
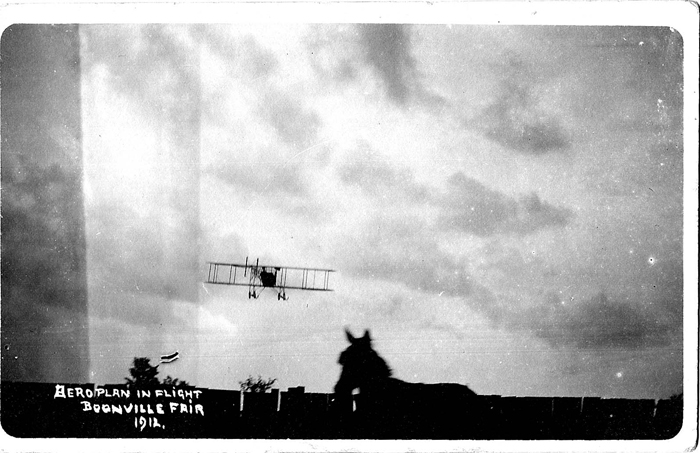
[205,257,335,300]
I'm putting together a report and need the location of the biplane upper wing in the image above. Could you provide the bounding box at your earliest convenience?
[205,261,335,292]
[205,261,254,288]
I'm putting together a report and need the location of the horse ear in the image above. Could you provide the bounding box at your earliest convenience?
[345,328,355,343]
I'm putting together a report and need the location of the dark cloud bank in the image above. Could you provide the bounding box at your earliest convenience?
[1,25,89,383]
[529,291,681,351]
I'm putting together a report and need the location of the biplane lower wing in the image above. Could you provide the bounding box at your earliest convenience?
[205,260,334,299]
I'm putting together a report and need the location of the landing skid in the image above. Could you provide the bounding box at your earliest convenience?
[248,288,288,300]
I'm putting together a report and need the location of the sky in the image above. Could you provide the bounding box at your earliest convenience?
[9,22,690,399]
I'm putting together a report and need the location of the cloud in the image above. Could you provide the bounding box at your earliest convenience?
[304,25,359,85]
[437,172,573,236]
[336,143,431,203]
[306,25,445,109]
[477,55,571,154]
[205,33,322,150]
[257,89,322,148]
[333,211,520,333]
[82,24,203,338]
[358,24,416,105]
[471,240,683,352]
[209,153,333,220]
[516,192,573,234]
[239,35,280,81]
[201,27,280,83]
[171,302,238,335]
[333,154,630,351]
[212,160,308,196]
[87,199,200,309]
[335,214,474,298]
[357,24,445,108]
[336,149,571,238]
[528,292,676,350]
[92,292,183,330]
[2,164,86,307]
[196,32,326,205]
[305,24,447,114]
[83,25,201,124]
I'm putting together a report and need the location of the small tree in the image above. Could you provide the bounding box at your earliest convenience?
[125,357,160,387]
[125,357,192,388]
[239,375,277,393]
[669,393,682,402]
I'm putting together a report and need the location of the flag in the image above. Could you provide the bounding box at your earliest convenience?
[159,351,179,364]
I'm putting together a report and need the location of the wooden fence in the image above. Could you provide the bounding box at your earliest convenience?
[1,381,683,439]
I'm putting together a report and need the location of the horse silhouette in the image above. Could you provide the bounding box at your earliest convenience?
[334,328,482,439]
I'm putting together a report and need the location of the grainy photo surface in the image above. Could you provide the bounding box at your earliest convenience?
[1,4,696,450]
